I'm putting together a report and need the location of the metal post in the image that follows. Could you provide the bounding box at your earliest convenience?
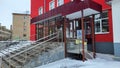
[69,21,70,38]
[72,21,74,38]
[75,20,77,38]
[91,15,96,58]
[63,17,67,57]
[0,57,2,68]
[43,22,45,41]
[81,10,85,61]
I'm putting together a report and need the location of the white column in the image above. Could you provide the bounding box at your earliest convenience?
[112,0,120,57]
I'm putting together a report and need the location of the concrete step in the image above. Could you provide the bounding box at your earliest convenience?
[3,58,21,68]
[113,56,120,61]
[11,57,26,65]
[18,53,32,61]
[2,42,61,68]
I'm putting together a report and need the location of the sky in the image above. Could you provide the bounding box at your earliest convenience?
[0,0,30,29]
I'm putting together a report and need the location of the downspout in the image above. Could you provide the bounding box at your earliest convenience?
[43,0,46,39]
[44,0,46,13]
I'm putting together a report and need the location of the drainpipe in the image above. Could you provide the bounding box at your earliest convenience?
[44,0,46,13]
[43,0,46,39]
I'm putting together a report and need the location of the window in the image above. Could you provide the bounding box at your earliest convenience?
[38,7,43,15]
[49,0,55,10]
[23,28,26,31]
[57,0,64,7]
[24,22,26,26]
[24,16,27,19]
[23,34,26,37]
[95,11,109,34]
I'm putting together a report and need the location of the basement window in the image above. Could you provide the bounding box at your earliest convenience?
[23,34,26,37]
[24,22,26,26]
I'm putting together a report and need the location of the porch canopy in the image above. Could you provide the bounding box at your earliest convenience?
[31,0,102,24]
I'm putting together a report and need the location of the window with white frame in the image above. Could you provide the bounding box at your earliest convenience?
[38,7,43,15]
[49,0,55,10]
[95,11,109,34]
[57,0,64,7]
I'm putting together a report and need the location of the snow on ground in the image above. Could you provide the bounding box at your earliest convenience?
[36,54,120,68]
[0,41,31,57]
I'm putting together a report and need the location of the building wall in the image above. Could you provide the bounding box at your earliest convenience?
[112,0,120,57]
[31,0,71,18]
[12,13,30,40]
[0,25,11,41]
[30,24,36,41]
[31,0,71,41]
[92,0,114,54]
[93,0,113,42]
[31,0,113,41]
[31,0,114,55]
[31,0,44,18]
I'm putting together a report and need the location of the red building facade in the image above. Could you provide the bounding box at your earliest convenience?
[30,0,71,40]
[31,0,114,55]
[93,0,113,54]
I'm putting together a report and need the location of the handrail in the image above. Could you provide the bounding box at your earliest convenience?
[8,31,59,59]
[33,31,58,43]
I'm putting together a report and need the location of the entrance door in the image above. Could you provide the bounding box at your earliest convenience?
[84,19,92,51]
[66,17,95,59]
[66,19,82,54]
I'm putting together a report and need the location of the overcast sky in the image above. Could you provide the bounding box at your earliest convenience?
[0,0,30,29]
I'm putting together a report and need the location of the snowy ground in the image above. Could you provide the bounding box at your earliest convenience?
[0,41,31,57]
[36,53,120,68]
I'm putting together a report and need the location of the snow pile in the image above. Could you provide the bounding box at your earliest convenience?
[36,54,120,68]
[0,41,31,57]
[96,53,115,61]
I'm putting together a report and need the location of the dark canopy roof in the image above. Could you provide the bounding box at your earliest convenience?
[31,0,102,24]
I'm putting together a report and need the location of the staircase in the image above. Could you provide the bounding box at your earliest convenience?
[0,31,64,68]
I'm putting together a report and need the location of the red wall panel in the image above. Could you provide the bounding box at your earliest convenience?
[93,0,111,10]
[31,0,43,40]
[95,9,113,42]
[30,0,71,40]
[93,0,113,42]
[64,0,71,4]
[31,0,44,18]
[30,24,36,41]
[31,0,71,19]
